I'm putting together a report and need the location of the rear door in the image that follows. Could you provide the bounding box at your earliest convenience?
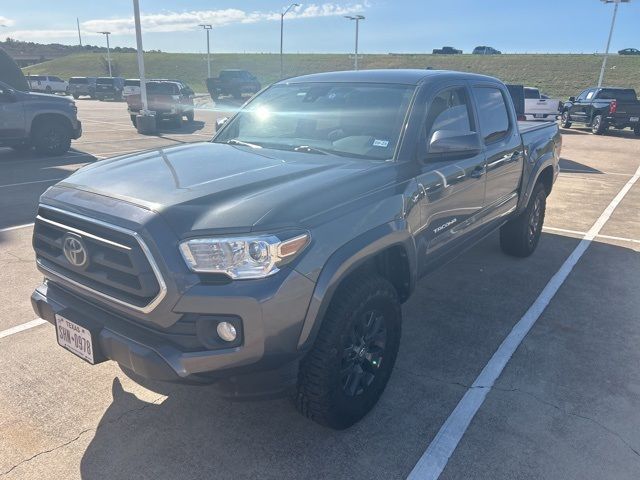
[472,83,523,223]
[415,83,487,272]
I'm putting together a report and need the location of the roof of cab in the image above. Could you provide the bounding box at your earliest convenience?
[278,69,500,86]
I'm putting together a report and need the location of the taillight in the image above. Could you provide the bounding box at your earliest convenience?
[609,100,617,115]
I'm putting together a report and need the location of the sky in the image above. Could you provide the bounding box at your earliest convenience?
[1,0,640,54]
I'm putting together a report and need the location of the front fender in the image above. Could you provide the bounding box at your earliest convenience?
[296,221,417,351]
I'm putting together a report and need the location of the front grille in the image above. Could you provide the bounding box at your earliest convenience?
[33,207,165,312]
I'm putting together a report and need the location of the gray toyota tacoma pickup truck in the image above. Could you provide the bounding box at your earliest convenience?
[31,70,560,429]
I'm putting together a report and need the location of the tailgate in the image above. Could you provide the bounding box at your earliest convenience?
[525,98,560,116]
[615,102,640,121]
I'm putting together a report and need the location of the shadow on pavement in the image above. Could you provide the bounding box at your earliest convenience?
[0,147,100,231]
[559,157,604,174]
[77,231,635,480]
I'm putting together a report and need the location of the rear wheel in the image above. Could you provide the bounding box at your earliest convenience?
[500,182,547,257]
[591,114,607,135]
[32,121,72,156]
[560,110,571,128]
[634,126,640,136]
[295,274,402,429]
[185,110,195,123]
[171,115,183,128]
[130,115,137,127]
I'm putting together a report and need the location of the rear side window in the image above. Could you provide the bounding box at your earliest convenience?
[473,87,510,143]
[597,89,637,101]
[524,88,540,99]
[425,87,475,142]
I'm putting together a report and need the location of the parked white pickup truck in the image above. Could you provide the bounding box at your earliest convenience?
[524,87,561,121]
[26,75,68,95]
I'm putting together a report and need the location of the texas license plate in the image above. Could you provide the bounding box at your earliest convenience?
[630,117,639,122]
[534,114,544,118]
[55,314,94,364]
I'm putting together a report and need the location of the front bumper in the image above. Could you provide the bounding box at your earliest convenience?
[32,267,315,386]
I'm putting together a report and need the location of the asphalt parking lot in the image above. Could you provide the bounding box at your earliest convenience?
[1,101,639,479]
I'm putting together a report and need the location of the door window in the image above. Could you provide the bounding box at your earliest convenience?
[425,87,475,143]
[576,89,591,101]
[472,87,511,143]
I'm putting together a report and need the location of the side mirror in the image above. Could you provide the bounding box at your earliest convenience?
[428,130,482,158]
[0,89,16,102]
[215,117,229,132]
[568,96,576,102]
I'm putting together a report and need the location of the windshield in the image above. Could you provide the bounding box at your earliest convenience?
[214,82,415,160]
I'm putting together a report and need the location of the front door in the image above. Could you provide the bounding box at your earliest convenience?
[415,84,487,275]
[569,89,594,124]
[0,86,25,140]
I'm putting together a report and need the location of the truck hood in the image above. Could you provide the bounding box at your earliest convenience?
[56,142,390,235]
[18,90,74,105]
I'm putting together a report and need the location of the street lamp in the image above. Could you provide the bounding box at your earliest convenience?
[344,15,365,70]
[280,3,300,79]
[199,24,212,78]
[97,31,112,77]
[598,0,631,87]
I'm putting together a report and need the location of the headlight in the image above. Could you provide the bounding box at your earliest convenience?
[179,233,310,279]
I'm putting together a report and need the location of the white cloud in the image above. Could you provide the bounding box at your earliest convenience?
[0,16,16,27]
[3,29,79,40]
[81,3,370,35]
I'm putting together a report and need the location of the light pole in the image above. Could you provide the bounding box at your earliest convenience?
[280,3,300,79]
[344,15,365,70]
[98,31,112,77]
[199,24,212,78]
[598,0,630,87]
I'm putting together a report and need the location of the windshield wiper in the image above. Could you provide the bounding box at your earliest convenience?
[293,145,330,155]
[226,139,262,148]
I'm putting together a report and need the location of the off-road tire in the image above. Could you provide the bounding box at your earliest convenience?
[500,182,547,257]
[591,114,607,135]
[32,121,72,156]
[295,274,402,429]
[560,110,571,128]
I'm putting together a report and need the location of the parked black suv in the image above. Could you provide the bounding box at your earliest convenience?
[31,70,560,428]
[206,69,261,100]
[68,77,97,99]
[473,46,501,55]
[95,77,125,101]
[561,87,640,135]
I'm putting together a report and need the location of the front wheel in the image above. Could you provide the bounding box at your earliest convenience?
[32,121,72,156]
[500,182,547,257]
[591,114,607,135]
[295,274,402,429]
[184,110,194,123]
[634,126,640,136]
[560,111,572,128]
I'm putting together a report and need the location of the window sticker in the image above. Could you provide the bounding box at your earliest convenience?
[373,139,389,147]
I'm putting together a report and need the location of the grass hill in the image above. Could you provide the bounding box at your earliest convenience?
[23,52,640,99]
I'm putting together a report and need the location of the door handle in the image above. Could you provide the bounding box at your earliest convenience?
[471,166,486,178]
[510,151,523,162]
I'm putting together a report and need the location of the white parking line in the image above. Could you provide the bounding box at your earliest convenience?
[559,168,633,177]
[544,226,640,244]
[0,223,34,233]
[0,319,47,340]
[407,164,640,480]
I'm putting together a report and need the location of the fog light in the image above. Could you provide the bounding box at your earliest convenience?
[216,321,237,342]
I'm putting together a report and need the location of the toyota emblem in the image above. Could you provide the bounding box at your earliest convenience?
[62,234,88,267]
